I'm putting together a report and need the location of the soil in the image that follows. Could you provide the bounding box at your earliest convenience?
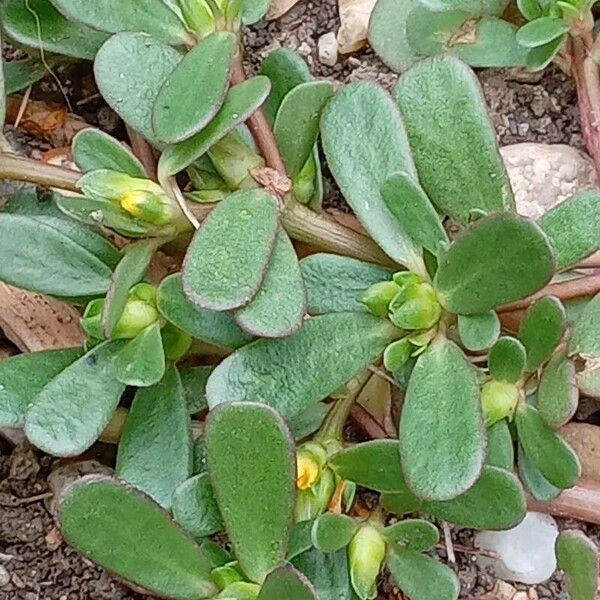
[0,0,594,598]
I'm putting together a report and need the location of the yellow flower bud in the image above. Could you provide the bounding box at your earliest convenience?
[297,454,320,490]
[120,190,175,226]
[349,524,387,600]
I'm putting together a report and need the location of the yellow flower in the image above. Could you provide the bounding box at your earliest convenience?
[297,454,320,490]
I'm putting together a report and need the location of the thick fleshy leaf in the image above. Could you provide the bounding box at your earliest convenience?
[577,363,600,398]
[489,336,526,383]
[114,323,166,387]
[206,313,395,419]
[234,231,306,338]
[3,55,53,95]
[158,76,271,176]
[57,476,216,599]
[419,0,509,13]
[539,190,600,270]
[311,514,358,554]
[258,566,318,600]
[387,548,460,600]
[72,128,146,177]
[321,81,421,268]
[274,81,334,178]
[24,341,125,456]
[382,171,449,255]
[0,213,112,298]
[526,35,564,71]
[399,338,485,501]
[434,214,554,314]
[116,366,191,508]
[516,403,581,489]
[457,312,500,352]
[486,420,514,470]
[517,17,569,48]
[205,403,295,583]
[172,473,223,540]
[518,0,542,19]
[3,0,108,59]
[0,348,82,428]
[157,274,253,349]
[329,440,406,492]
[300,254,393,315]
[405,8,471,57]
[288,521,314,561]
[153,32,237,144]
[242,0,271,24]
[50,0,191,45]
[556,530,599,600]
[260,48,310,124]
[182,189,279,311]
[368,0,420,72]
[384,520,439,552]
[570,293,600,357]
[394,56,514,223]
[518,444,561,501]
[180,366,212,413]
[292,548,354,600]
[538,354,578,429]
[102,239,159,338]
[519,296,566,371]
[94,32,181,145]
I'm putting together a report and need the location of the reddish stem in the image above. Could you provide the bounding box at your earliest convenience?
[126,126,158,181]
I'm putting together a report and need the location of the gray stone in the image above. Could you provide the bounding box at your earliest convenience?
[318,32,338,67]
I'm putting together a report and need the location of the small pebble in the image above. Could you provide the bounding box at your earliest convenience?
[318,32,338,66]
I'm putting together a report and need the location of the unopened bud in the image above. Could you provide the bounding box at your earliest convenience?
[214,581,260,600]
[120,189,176,226]
[211,563,244,590]
[349,524,386,600]
[481,379,521,427]
[111,283,160,339]
[358,281,400,318]
[295,441,328,490]
[388,282,442,330]
[179,0,216,37]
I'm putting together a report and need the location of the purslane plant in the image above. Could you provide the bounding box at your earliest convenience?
[0,1,600,599]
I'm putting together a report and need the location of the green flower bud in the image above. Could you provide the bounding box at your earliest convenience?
[81,298,105,340]
[161,322,192,361]
[349,524,387,600]
[111,283,160,340]
[481,379,521,426]
[211,562,244,590]
[358,281,400,318]
[295,467,335,522]
[383,338,413,372]
[179,0,216,37]
[388,282,442,330]
[392,271,423,289]
[214,582,260,600]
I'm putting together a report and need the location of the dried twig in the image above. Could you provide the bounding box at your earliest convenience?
[126,125,158,181]
[441,521,456,564]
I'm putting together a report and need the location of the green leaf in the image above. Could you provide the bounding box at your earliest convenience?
[387,547,459,600]
[311,514,358,553]
[274,81,333,178]
[157,274,253,349]
[116,365,191,508]
[234,231,306,338]
[158,76,271,176]
[102,239,159,338]
[3,0,108,59]
[457,312,500,352]
[242,0,271,24]
[0,213,112,298]
[382,171,449,255]
[519,296,566,371]
[526,34,565,71]
[321,81,421,268]
[330,440,406,493]
[287,521,314,561]
[399,338,485,501]
[205,402,295,583]
[3,55,55,95]
[419,0,509,13]
[292,548,355,600]
[570,293,600,357]
[206,313,395,419]
[538,190,600,270]
[486,420,514,470]
[368,0,420,72]
[517,17,569,48]
[556,530,599,600]
[260,48,310,124]
[172,473,223,540]
[384,520,439,552]
[72,128,147,177]
[538,354,578,428]
[183,189,279,311]
[394,56,514,224]
[114,323,166,387]
[57,476,216,599]
[489,336,527,383]
[518,0,543,20]
[94,32,181,145]
[180,366,212,413]
[0,348,82,428]
[434,214,554,314]
[258,566,318,600]
[24,341,125,456]
[518,444,561,501]
[50,0,191,45]
[405,7,471,57]
[516,403,581,488]
[300,254,394,315]
[152,32,237,144]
